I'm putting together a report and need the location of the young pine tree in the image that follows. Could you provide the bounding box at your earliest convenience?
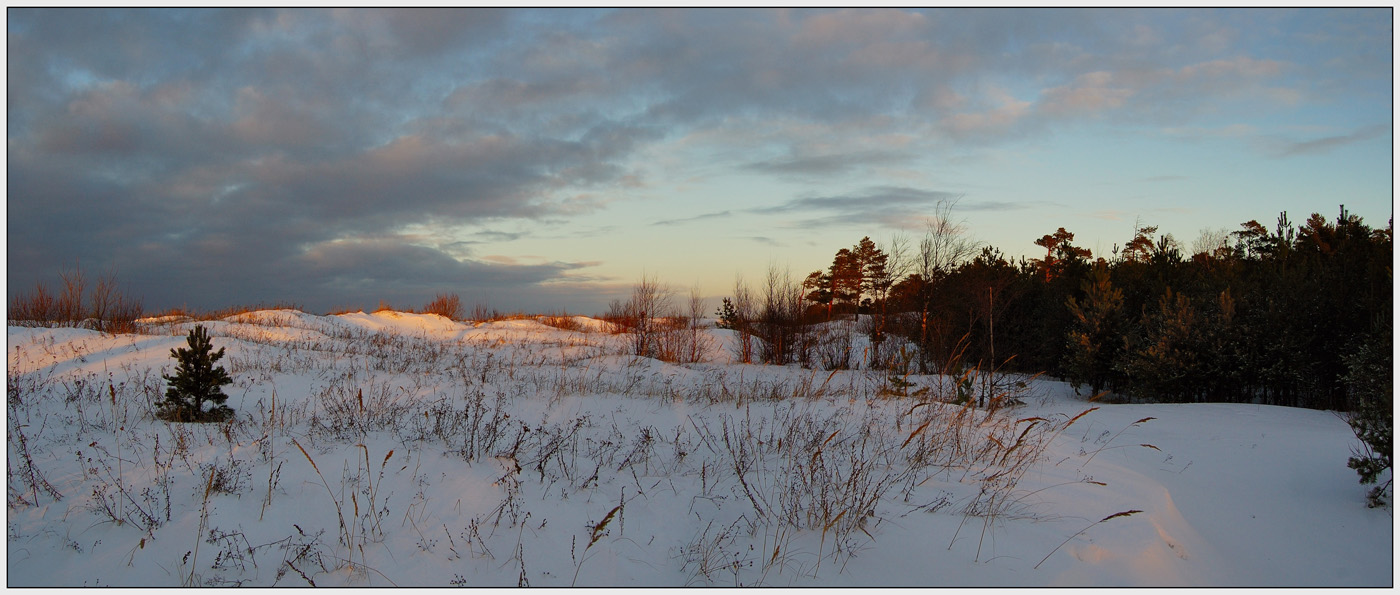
[159,325,234,422]
[1064,262,1124,397]
[1345,319,1392,507]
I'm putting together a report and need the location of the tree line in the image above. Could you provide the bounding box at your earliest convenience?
[718,203,1390,412]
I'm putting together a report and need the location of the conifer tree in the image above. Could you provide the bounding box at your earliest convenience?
[1064,262,1124,396]
[802,270,833,316]
[1345,319,1392,507]
[828,248,861,318]
[159,325,234,422]
[1117,288,1201,402]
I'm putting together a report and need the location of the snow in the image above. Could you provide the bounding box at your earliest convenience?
[6,310,1392,587]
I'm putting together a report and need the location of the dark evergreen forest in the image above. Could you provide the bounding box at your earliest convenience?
[725,205,1391,412]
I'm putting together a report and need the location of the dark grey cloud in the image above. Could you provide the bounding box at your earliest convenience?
[6,8,1387,313]
[6,9,647,313]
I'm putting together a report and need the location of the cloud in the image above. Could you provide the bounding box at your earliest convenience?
[6,8,1389,312]
[652,210,735,226]
[746,236,783,246]
[1037,71,1136,116]
[649,185,992,232]
[753,186,981,230]
[939,87,1034,140]
[755,186,958,215]
[1268,124,1390,158]
[742,150,911,178]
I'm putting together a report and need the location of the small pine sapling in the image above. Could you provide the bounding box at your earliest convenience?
[159,325,234,422]
[714,298,739,330]
[1345,321,1392,507]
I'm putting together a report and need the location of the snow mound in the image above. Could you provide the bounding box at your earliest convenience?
[336,310,464,335]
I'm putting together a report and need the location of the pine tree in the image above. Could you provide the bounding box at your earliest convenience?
[1345,319,1392,507]
[828,248,861,318]
[159,325,234,422]
[715,297,740,330]
[1117,288,1201,402]
[1064,262,1124,396]
[802,270,833,317]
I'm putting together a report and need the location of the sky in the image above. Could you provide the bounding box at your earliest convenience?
[6,8,1393,315]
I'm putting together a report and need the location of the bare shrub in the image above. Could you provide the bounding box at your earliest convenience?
[913,198,982,372]
[423,292,462,320]
[755,265,805,365]
[8,281,56,324]
[684,286,710,363]
[87,273,116,323]
[57,267,86,323]
[603,299,636,334]
[8,267,143,332]
[813,323,854,370]
[470,302,497,322]
[728,276,757,364]
[652,316,691,363]
[105,294,145,334]
[614,274,675,358]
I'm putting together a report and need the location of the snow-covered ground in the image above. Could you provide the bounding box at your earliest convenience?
[6,310,1392,587]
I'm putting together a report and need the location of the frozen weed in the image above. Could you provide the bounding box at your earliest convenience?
[677,518,752,587]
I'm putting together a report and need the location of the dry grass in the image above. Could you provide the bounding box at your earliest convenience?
[538,311,587,332]
[5,304,1136,587]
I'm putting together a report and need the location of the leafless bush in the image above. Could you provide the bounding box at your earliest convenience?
[755,265,805,365]
[8,267,143,332]
[422,292,462,320]
[612,274,675,359]
[8,281,57,324]
[613,281,714,364]
[602,298,634,334]
[469,302,497,323]
[57,267,86,323]
[813,323,854,370]
[911,198,982,372]
[102,295,144,334]
[684,286,711,363]
[729,276,757,364]
[652,316,694,364]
